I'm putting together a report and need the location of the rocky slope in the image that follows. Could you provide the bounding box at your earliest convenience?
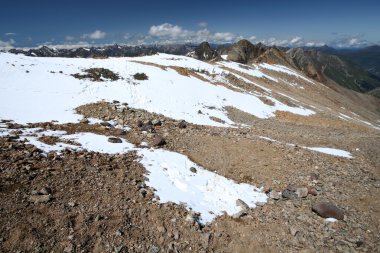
[287,48,380,92]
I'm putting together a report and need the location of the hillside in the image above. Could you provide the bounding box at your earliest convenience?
[287,48,380,92]
[0,52,379,252]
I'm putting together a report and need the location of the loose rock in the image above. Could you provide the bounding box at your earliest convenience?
[108,137,122,143]
[312,201,344,220]
[296,187,308,198]
[151,135,166,147]
[29,194,52,204]
[236,199,249,210]
[269,191,281,200]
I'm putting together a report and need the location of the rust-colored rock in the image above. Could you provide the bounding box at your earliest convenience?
[312,201,344,220]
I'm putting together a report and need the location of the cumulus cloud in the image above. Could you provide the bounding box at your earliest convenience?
[197,22,208,27]
[0,39,16,50]
[149,23,184,37]
[81,30,106,39]
[147,23,241,44]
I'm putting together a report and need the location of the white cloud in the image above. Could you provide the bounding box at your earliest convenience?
[290,36,302,45]
[147,23,241,44]
[197,22,208,27]
[330,34,372,48]
[0,39,15,50]
[5,32,16,36]
[149,23,184,37]
[81,30,106,39]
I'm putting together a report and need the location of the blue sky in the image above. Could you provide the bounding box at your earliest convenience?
[1,0,379,49]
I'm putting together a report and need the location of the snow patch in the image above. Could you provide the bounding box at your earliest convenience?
[138,148,267,223]
[303,147,352,158]
[0,126,267,223]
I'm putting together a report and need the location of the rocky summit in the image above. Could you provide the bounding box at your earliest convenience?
[0,41,379,253]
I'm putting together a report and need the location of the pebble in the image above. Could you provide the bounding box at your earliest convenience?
[29,194,52,204]
[296,188,308,198]
[100,121,111,127]
[151,135,166,147]
[282,189,296,199]
[308,187,318,196]
[157,226,166,233]
[108,137,122,143]
[290,227,299,236]
[269,191,281,200]
[178,121,187,129]
[152,119,161,126]
[148,245,160,253]
[190,167,197,173]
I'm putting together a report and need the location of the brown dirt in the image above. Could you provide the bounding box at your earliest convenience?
[2,100,379,252]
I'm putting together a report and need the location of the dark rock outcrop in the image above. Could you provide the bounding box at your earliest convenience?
[191,42,221,61]
[227,40,267,64]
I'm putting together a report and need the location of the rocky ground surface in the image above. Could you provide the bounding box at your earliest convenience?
[1,101,379,252]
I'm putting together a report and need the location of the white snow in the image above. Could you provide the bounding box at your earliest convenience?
[218,61,278,82]
[138,148,267,223]
[63,132,134,153]
[259,63,314,84]
[325,218,338,223]
[303,147,352,158]
[0,52,314,127]
[257,135,353,158]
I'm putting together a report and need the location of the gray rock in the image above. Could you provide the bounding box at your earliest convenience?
[173,230,179,240]
[148,245,160,253]
[108,137,122,143]
[151,135,166,147]
[157,226,166,233]
[282,189,297,199]
[29,194,52,204]
[178,120,187,129]
[312,201,344,220]
[269,191,281,200]
[296,188,308,198]
[290,227,299,236]
[190,167,197,173]
[100,121,111,127]
[236,199,249,210]
[152,119,161,126]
